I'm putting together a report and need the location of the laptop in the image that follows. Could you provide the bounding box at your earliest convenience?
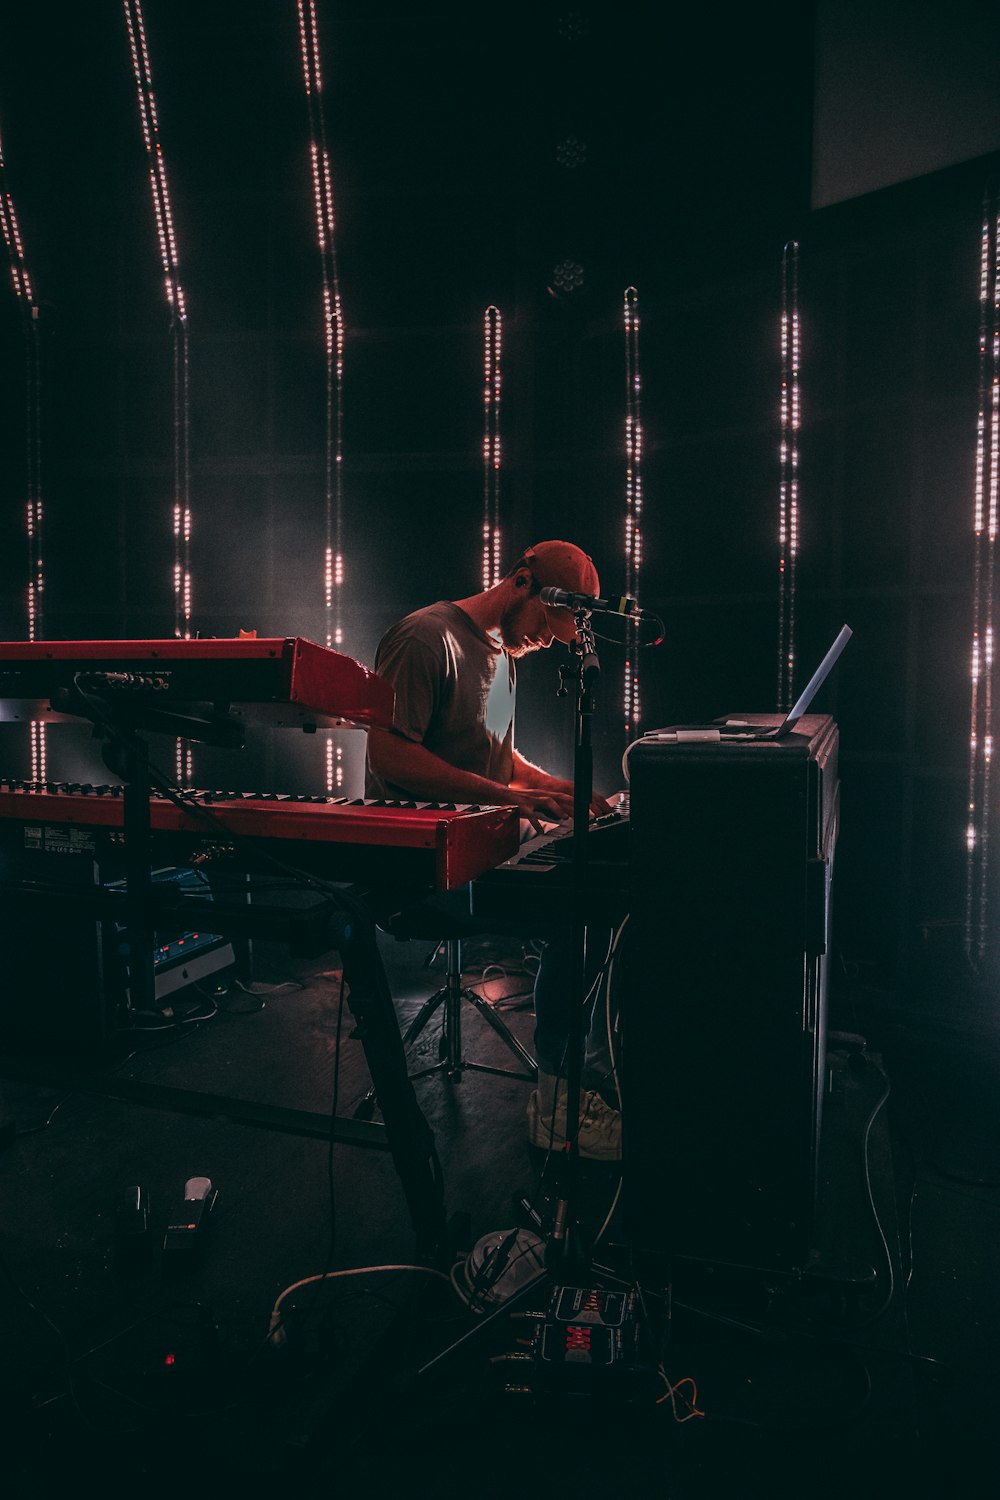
[647,624,853,744]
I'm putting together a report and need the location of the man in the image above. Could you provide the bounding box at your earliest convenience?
[366,540,621,1160]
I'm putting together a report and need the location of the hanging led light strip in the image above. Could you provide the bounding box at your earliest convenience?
[623,286,643,739]
[123,0,191,635]
[0,125,46,782]
[482,306,502,588]
[777,241,800,710]
[0,128,35,306]
[966,195,1000,963]
[297,0,345,790]
[123,0,192,785]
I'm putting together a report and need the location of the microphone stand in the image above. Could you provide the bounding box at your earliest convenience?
[414,612,604,1381]
[546,609,600,1281]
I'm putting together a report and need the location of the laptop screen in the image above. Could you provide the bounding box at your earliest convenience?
[776,624,853,735]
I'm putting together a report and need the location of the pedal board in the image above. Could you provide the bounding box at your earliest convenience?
[528,1286,659,1403]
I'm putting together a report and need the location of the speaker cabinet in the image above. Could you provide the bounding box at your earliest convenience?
[624,714,839,1275]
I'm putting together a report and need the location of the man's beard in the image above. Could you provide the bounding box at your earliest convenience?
[498,596,537,657]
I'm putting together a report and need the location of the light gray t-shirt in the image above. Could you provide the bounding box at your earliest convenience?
[365,601,516,799]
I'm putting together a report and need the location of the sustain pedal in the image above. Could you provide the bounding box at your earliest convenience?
[163,1175,217,1255]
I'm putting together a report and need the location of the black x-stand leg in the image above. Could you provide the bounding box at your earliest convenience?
[335,902,448,1261]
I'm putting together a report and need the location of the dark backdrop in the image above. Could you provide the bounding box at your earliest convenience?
[0,1,995,996]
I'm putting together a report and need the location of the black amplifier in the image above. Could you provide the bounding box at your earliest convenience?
[623,713,839,1277]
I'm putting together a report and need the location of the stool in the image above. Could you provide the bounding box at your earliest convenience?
[401,935,536,1084]
[354,919,536,1119]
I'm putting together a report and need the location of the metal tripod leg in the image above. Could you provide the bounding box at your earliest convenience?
[354,937,536,1116]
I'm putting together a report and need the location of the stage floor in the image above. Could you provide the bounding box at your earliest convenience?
[1,932,995,1498]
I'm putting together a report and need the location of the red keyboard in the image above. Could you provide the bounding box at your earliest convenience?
[0,636,393,731]
[0,782,520,892]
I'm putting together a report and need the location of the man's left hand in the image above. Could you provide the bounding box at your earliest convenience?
[523,774,613,819]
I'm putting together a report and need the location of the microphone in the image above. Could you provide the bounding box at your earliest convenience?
[539,586,645,617]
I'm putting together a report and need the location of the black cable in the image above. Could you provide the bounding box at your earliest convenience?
[0,1242,93,1431]
[659,1295,882,1434]
[327,970,348,1253]
[13,1092,73,1137]
[848,1059,896,1329]
[0,1245,70,1351]
[463,1228,525,1314]
[34,744,445,1258]
[637,1054,925,1420]
[670,1292,954,1383]
[474,984,533,1010]
[1,1181,267,1435]
[125,995,218,1034]
[588,615,665,650]
[19,1267,355,1432]
[53,744,381,1052]
[5,789,446,1426]
[139,752,385,941]
[86,760,415,1303]
[266,968,350,1356]
[518,927,623,1255]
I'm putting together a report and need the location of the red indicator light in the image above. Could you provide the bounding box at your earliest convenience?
[164,1353,176,1366]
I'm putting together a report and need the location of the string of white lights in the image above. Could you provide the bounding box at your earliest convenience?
[623,286,642,739]
[482,306,502,589]
[777,241,800,710]
[297,0,346,790]
[966,195,1000,963]
[0,124,46,781]
[123,0,193,783]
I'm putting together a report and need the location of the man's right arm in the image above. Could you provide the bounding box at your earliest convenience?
[367,729,575,831]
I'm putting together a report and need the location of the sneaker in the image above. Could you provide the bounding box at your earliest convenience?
[527,1084,622,1161]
